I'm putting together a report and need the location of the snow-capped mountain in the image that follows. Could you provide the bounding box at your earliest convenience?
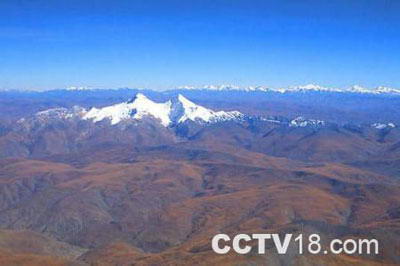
[169,94,243,124]
[31,93,244,127]
[371,122,396,130]
[84,93,172,126]
[289,116,325,128]
[35,106,86,119]
[65,86,142,91]
[177,84,268,92]
[176,84,400,95]
[66,86,94,91]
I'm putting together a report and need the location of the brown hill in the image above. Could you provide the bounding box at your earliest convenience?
[0,143,399,265]
[0,229,86,266]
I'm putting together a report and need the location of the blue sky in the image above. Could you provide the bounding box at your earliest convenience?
[0,0,399,90]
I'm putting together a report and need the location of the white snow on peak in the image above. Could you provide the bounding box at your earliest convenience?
[130,93,172,126]
[171,94,243,123]
[288,84,333,92]
[371,122,396,129]
[375,86,400,94]
[83,93,171,126]
[348,85,371,93]
[177,84,269,92]
[35,106,86,119]
[179,84,239,91]
[18,106,86,125]
[36,107,71,117]
[176,84,400,95]
[66,86,94,91]
[289,117,325,128]
[83,93,243,126]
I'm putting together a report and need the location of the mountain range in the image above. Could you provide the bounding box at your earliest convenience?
[1,92,397,161]
[65,84,400,95]
[82,93,243,126]
[0,89,399,265]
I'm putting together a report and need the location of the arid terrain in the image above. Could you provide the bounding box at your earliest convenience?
[0,89,399,265]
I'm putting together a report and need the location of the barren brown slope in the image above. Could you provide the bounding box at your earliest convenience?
[0,144,399,265]
[0,229,87,266]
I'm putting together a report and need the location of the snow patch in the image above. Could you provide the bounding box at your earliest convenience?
[371,123,396,129]
[289,117,325,128]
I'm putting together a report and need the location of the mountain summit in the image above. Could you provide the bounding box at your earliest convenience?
[82,93,243,126]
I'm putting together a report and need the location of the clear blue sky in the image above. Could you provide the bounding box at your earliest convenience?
[0,0,399,90]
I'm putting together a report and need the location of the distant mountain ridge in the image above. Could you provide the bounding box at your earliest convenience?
[5,83,400,95]
[4,91,396,162]
[16,92,397,131]
[177,84,400,95]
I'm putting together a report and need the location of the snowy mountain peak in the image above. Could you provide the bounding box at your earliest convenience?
[84,93,171,126]
[176,94,203,113]
[289,116,325,128]
[177,94,192,105]
[66,86,94,91]
[34,106,86,120]
[371,122,396,130]
[82,93,243,127]
[349,85,369,93]
[132,92,150,101]
[172,94,217,123]
[290,84,329,91]
[176,84,400,95]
